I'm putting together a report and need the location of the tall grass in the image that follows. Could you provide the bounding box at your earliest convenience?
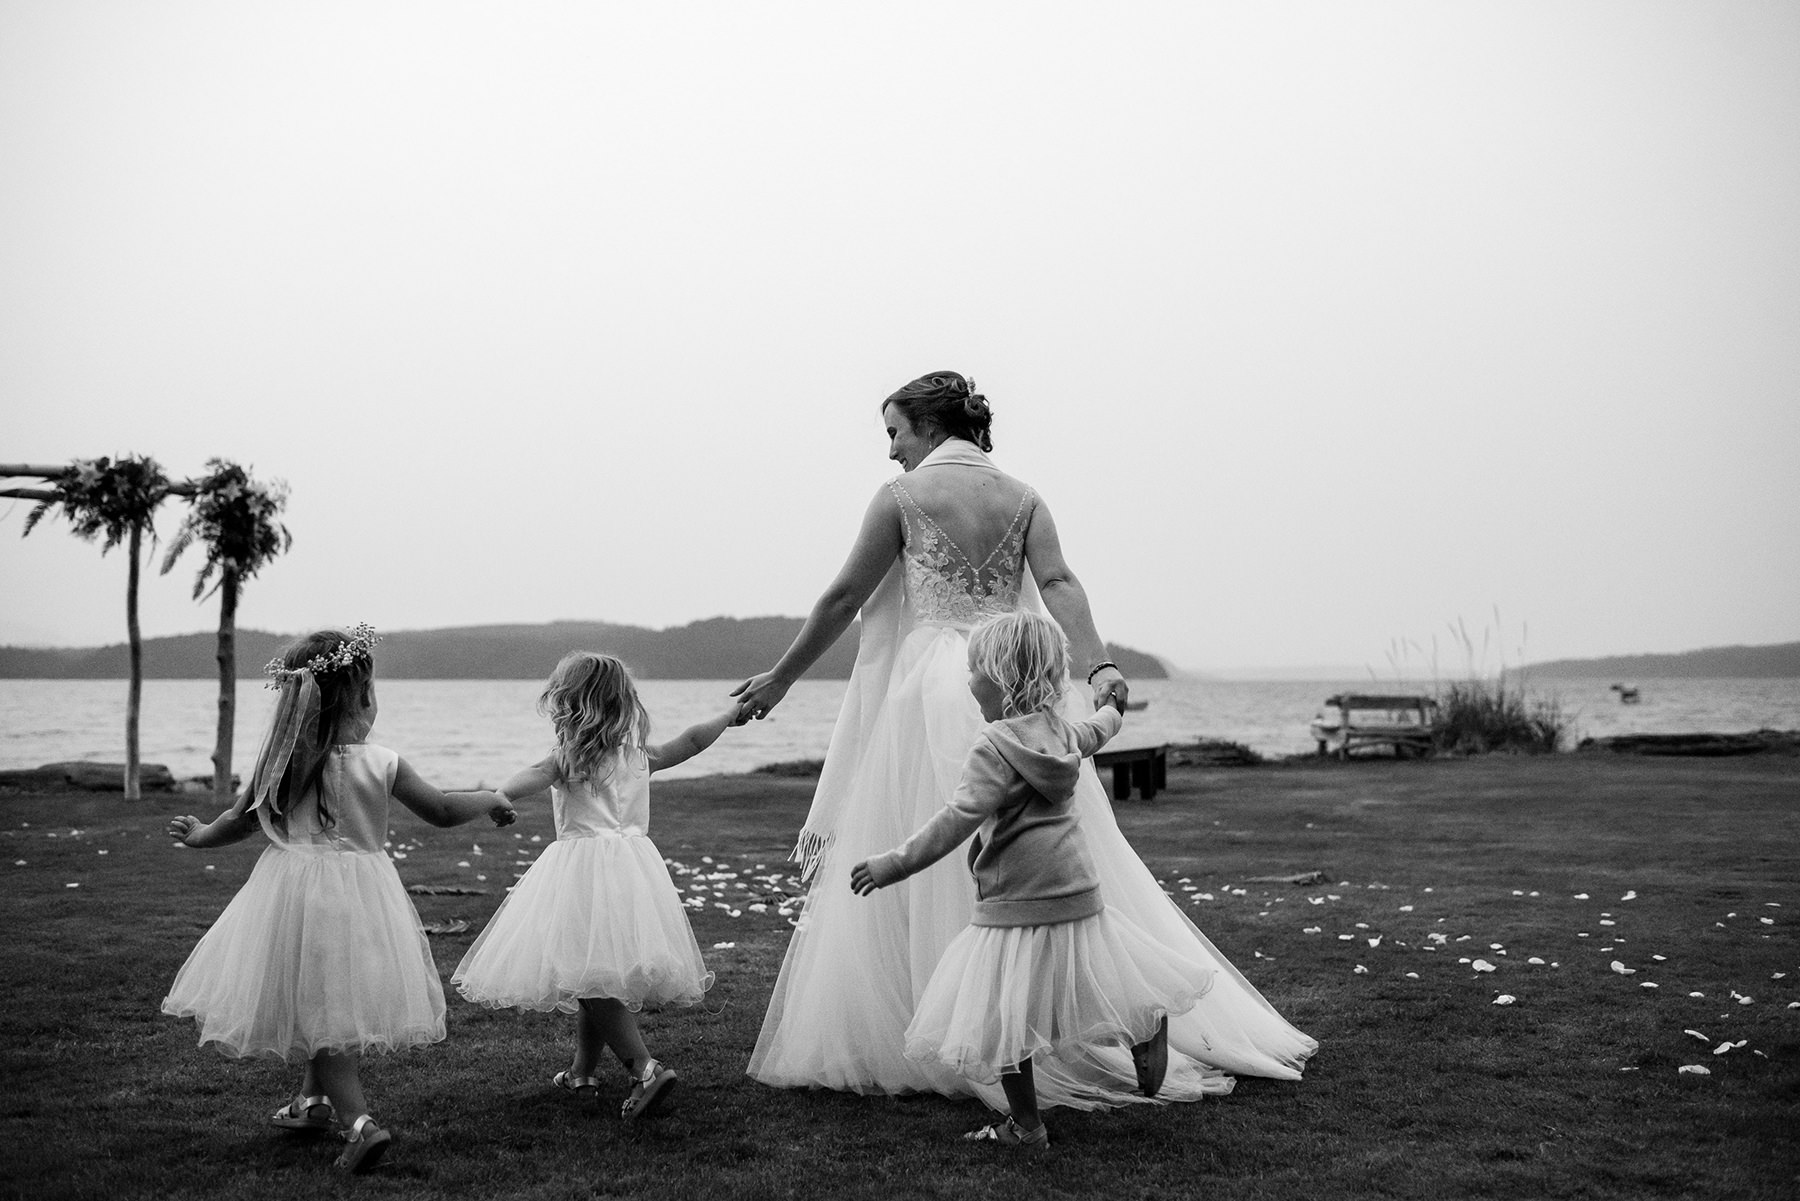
[1383,610,1571,755]
[1435,674,1568,754]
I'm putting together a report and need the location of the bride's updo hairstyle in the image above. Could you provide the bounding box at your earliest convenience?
[884,371,994,452]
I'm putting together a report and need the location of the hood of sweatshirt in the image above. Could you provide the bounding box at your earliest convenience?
[984,714,1081,804]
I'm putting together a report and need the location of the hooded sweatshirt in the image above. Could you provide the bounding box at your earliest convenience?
[863,705,1124,927]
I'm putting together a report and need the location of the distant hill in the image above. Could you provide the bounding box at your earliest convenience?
[0,619,1170,682]
[1526,641,1800,679]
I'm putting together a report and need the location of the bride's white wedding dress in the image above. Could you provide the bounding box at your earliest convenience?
[748,440,1316,1109]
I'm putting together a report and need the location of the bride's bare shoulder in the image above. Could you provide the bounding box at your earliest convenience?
[907,463,1032,507]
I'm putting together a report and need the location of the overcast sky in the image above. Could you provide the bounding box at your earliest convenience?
[3,1,1796,675]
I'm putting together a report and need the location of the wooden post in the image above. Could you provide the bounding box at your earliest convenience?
[124,524,142,801]
[213,571,238,805]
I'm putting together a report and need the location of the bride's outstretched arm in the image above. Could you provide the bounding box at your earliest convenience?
[732,487,903,719]
[1026,499,1130,710]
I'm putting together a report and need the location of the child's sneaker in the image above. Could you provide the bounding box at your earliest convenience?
[1132,1014,1169,1098]
[963,1116,1048,1153]
[620,1058,677,1122]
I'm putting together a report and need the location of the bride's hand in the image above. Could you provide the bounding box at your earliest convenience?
[731,671,792,721]
[1091,667,1129,713]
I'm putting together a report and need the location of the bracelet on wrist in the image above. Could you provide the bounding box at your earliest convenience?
[1086,661,1120,685]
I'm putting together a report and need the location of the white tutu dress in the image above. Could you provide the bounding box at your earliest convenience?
[452,748,713,1013]
[162,743,447,1061]
[750,439,1318,1109]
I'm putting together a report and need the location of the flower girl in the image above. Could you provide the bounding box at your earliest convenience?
[851,611,1214,1150]
[164,625,515,1173]
[453,651,742,1121]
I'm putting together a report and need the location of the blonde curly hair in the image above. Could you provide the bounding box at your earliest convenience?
[967,611,1069,718]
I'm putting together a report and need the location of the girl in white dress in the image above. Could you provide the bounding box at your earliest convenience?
[737,371,1317,1110]
[453,651,742,1121]
[164,626,516,1174]
[851,612,1214,1150]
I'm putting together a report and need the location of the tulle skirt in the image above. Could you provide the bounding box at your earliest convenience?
[452,831,712,1013]
[750,623,1318,1110]
[906,908,1214,1085]
[162,844,447,1061]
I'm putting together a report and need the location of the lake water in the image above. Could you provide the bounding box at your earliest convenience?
[4,676,1797,788]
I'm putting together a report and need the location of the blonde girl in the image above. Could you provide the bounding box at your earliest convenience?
[851,611,1214,1150]
[164,625,515,1173]
[453,652,742,1121]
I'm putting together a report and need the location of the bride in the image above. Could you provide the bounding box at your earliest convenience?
[733,371,1316,1109]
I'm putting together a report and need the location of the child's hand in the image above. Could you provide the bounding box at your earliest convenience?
[167,815,199,845]
[728,702,753,728]
[488,792,516,827]
[849,860,881,896]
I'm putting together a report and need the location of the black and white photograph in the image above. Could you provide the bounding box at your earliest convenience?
[2,3,1796,1197]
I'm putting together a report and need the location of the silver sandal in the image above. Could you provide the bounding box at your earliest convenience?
[619,1058,677,1122]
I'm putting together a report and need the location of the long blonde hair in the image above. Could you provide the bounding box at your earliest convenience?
[968,611,1069,718]
[539,651,650,781]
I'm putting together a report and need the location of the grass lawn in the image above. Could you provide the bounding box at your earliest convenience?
[2,753,1796,1200]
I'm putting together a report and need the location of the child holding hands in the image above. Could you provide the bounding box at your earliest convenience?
[453,651,743,1121]
[163,625,516,1173]
[851,611,1213,1150]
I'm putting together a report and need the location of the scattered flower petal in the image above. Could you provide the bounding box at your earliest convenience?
[1404,972,1419,979]
[1621,890,1637,901]
[1684,1030,1709,1042]
[1492,995,1516,1005]
[1472,959,1497,973]
[1713,1042,1733,1055]
[1353,964,1368,975]
[1640,982,1658,989]
[1527,957,1545,965]
[1677,1064,1710,1075]
[1574,893,1589,900]
[1610,961,1635,975]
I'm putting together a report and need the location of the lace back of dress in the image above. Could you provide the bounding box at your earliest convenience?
[888,480,1035,626]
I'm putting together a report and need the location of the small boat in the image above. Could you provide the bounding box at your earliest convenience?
[1610,684,1641,704]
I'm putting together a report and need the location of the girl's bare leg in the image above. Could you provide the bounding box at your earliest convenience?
[314,1050,370,1127]
[1000,1058,1041,1133]
[576,996,651,1076]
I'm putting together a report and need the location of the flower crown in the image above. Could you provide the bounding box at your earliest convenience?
[264,623,382,689]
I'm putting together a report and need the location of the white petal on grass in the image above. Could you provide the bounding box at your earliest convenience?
[1367,937,1382,948]
[1713,1042,1733,1055]
[1353,964,1368,975]
[1303,926,1322,934]
[1610,961,1636,975]
[1493,995,1516,1005]
[1621,890,1637,901]
[1472,959,1497,973]
[1528,956,1545,965]
[1653,954,1666,961]
[1677,1064,1710,1075]
[1398,904,1413,912]
[1691,992,1707,998]
[1640,982,1658,989]
[1684,1029,1709,1042]
[1405,972,1419,979]
[1574,893,1589,900]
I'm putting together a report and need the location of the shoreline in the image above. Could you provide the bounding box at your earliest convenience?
[7,727,1798,797]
